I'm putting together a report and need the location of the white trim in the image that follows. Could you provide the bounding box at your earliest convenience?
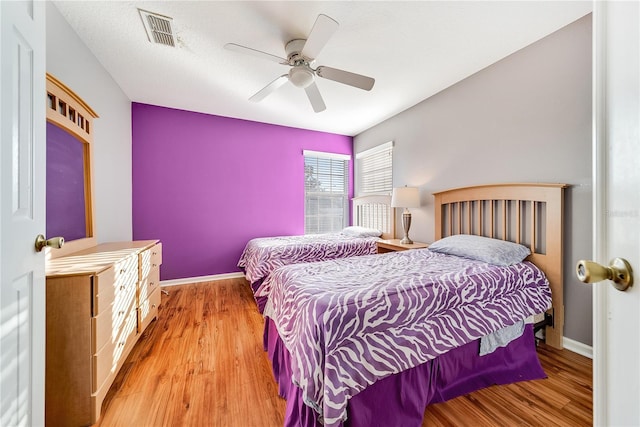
[160,272,245,287]
[592,1,607,425]
[355,141,393,159]
[563,337,593,360]
[302,150,350,161]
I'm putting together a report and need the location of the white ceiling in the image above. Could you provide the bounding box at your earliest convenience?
[52,1,592,136]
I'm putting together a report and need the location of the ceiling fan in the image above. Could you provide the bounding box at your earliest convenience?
[225,14,375,113]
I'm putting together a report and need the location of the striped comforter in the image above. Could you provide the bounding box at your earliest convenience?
[260,249,552,426]
[237,233,379,284]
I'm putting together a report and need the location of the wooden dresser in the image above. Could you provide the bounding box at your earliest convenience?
[45,240,162,426]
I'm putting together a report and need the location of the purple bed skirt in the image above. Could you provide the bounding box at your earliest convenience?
[264,319,546,427]
[248,278,268,313]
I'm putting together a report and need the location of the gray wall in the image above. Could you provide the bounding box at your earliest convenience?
[46,3,133,243]
[355,15,593,346]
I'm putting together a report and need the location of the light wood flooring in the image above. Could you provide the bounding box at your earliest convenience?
[93,278,592,427]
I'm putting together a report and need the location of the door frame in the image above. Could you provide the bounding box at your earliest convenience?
[592,0,640,424]
[591,1,607,423]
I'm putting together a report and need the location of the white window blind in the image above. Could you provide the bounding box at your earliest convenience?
[356,141,393,195]
[303,151,350,234]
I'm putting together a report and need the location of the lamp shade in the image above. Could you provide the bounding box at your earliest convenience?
[391,186,420,208]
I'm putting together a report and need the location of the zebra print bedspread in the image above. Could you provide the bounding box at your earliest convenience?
[237,233,379,284]
[260,249,552,426]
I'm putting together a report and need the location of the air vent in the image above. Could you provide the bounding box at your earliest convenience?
[138,9,175,47]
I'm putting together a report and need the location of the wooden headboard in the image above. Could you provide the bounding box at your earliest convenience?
[433,183,568,349]
[352,195,395,240]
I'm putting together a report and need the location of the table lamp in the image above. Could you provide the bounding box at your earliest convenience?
[391,186,420,244]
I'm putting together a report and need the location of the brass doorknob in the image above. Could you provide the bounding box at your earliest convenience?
[35,234,65,252]
[576,258,633,291]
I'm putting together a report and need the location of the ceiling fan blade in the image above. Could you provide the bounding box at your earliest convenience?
[301,14,339,59]
[224,43,288,64]
[249,75,289,102]
[316,66,375,91]
[304,82,326,113]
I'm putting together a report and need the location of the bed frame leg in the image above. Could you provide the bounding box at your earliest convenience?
[534,312,554,346]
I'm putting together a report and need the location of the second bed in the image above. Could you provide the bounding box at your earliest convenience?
[238,195,395,311]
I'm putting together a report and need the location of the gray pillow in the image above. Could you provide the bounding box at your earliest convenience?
[429,234,530,266]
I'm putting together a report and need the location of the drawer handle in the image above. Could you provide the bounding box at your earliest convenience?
[120,285,125,291]
[152,304,157,309]
[152,252,157,255]
[149,281,155,287]
[118,341,125,347]
[152,263,157,267]
[118,310,125,316]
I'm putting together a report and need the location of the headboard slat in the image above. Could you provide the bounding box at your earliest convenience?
[531,201,536,253]
[516,201,522,244]
[502,200,507,240]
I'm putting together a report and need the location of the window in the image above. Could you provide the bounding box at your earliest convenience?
[356,141,393,195]
[303,150,350,234]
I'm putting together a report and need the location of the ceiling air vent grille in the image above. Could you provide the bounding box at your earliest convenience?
[138,9,175,47]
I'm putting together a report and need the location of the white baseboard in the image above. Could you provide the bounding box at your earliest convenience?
[160,272,245,287]
[563,336,593,359]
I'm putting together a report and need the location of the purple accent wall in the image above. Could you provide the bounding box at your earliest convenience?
[46,122,87,241]
[132,103,354,281]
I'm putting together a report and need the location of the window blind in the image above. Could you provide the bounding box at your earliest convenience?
[303,152,350,234]
[356,141,393,195]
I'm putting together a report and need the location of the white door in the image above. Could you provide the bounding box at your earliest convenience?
[0,1,46,426]
[592,1,640,425]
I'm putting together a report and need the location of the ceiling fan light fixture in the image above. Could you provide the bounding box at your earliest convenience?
[289,66,314,88]
[227,14,373,113]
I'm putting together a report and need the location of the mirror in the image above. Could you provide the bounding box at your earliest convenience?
[47,122,87,241]
[46,73,98,257]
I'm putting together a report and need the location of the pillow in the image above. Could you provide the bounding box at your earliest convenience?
[428,234,530,266]
[341,226,382,238]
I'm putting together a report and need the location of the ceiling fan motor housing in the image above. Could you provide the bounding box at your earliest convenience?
[285,39,307,61]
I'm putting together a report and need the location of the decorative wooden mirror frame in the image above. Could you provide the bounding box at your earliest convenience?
[46,73,99,258]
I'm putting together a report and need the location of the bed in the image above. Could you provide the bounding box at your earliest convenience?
[238,195,395,312]
[259,183,567,427]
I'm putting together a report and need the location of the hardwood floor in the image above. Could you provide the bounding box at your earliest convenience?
[422,344,592,426]
[93,279,592,427]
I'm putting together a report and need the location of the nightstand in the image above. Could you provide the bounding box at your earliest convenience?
[377,239,429,254]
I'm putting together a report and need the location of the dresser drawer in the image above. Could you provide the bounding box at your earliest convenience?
[92,288,137,354]
[92,267,115,315]
[93,254,138,316]
[139,243,162,280]
[151,242,162,268]
[92,307,137,393]
[138,266,160,303]
[138,286,161,333]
